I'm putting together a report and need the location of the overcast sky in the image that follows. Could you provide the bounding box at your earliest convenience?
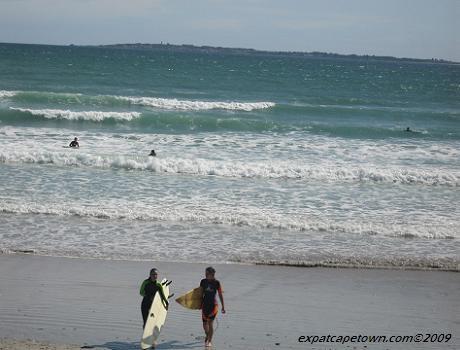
[0,0,459,61]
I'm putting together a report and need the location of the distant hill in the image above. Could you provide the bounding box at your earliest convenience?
[92,43,457,64]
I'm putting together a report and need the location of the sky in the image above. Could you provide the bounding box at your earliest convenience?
[0,0,459,61]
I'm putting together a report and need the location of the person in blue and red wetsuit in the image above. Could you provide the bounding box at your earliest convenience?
[200,266,225,348]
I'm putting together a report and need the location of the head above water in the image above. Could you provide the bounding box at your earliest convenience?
[74,137,78,141]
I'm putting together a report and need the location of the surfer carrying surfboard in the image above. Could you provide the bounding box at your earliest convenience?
[200,266,225,348]
[140,268,169,328]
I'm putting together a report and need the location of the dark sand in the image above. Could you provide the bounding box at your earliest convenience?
[0,254,458,349]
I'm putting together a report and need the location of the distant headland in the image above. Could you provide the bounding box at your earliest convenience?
[1,42,456,64]
[90,43,457,65]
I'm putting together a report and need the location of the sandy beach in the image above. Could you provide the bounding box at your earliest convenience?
[0,254,458,350]
[0,338,80,350]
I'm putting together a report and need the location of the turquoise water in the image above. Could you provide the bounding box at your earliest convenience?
[0,43,459,269]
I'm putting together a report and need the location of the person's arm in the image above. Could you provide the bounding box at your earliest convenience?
[139,280,148,296]
[218,283,225,313]
[199,280,205,309]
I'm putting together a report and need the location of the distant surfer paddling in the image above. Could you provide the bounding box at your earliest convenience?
[140,268,169,328]
[149,149,156,157]
[69,137,79,148]
[200,266,225,348]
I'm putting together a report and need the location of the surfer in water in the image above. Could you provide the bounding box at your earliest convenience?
[69,137,79,148]
[149,149,156,157]
[140,268,169,328]
[200,266,225,348]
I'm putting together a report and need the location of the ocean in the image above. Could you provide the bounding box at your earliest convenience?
[0,43,459,270]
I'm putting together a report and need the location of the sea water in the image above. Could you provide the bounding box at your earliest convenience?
[0,43,459,270]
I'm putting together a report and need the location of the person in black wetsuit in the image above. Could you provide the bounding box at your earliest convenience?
[69,137,79,148]
[200,266,225,348]
[139,268,169,328]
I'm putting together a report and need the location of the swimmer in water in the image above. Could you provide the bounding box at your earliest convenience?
[69,137,79,148]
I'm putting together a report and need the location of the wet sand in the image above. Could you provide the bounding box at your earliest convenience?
[0,338,80,350]
[0,254,458,349]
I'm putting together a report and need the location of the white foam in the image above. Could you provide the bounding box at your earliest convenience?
[0,89,275,111]
[114,95,275,111]
[10,108,141,121]
[0,149,458,186]
[151,158,460,186]
[0,90,17,98]
[0,200,457,239]
[1,197,458,272]
[229,255,459,271]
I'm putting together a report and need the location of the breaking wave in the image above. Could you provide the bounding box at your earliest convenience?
[0,90,275,111]
[9,107,141,121]
[1,151,458,186]
[114,95,275,111]
[0,201,456,239]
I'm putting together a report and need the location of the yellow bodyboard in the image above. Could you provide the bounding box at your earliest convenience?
[175,287,203,310]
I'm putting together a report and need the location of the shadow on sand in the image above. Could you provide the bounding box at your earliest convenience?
[82,340,203,350]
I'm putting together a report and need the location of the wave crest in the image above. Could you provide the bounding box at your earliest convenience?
[114,96,275,111]
[0,90,17,98]
[1,90,275,111]
[10,107,141,121]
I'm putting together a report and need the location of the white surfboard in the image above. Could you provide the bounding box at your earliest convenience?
[141,278,171,349]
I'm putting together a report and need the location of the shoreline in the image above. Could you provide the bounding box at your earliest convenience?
[1,254,458,349]
[253,260,460,272]
[3,251,459,273]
